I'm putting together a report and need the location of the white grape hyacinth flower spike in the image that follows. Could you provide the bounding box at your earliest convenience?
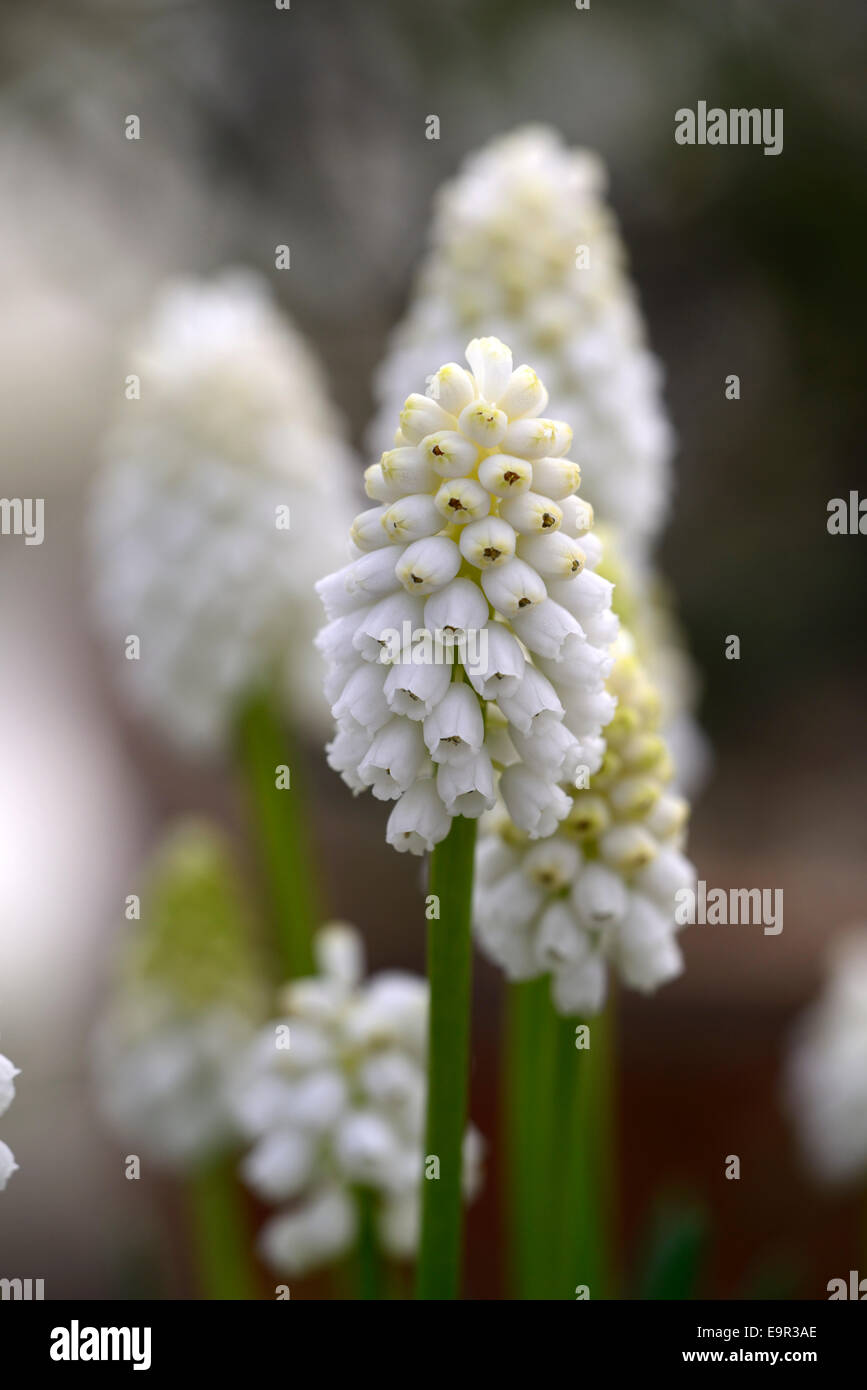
[90,269,360,755]
[316,336,619,856]
[231,924,484,1275]
[0,1041,20,1190]
[474,634,696,1016]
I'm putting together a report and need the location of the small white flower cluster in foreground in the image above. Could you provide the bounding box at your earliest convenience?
[370,126,673,555]
[91,269,359,754]
[786,930,867,1184]
[475,636,695,1015]
[317,336,618,853]
[0,1042,20,1190]
[231,924,483,1275]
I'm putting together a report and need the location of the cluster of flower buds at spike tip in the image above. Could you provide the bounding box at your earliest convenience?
[785,930,867,1185]
[92,821,267,1169]
[369,126,674,558]
[315,337,620,855]
[90,270,359,755]
[0,1039,20,1190]
[473,633,696,1016]
[229,924,484,1276]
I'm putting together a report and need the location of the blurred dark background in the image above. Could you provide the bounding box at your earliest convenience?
[1,0,865,1298]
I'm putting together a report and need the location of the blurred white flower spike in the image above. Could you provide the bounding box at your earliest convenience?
[474,635,696,1016]
[786,930,867,1184]
[90,269,359,755]
[0,1043,20,1190]
[316,336,619,854]
[370,126,674,557]
[93,822,266,1169]
[232,924,484,1275]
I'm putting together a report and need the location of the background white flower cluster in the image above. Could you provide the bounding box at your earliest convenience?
[91,269,360,754]
[370,125,673,558]
[786,930,867,1185]
[231,924,483,1274]
[317,335,619,853]
[475,635,696,1015]
[0,1040,20,1190]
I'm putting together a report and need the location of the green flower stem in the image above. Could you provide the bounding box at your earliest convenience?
[189,1156,260,1300]
[555,998,617,1300]
[354,1188,385,1300]
[234,687,317,981]
[416,813,478,1301]
[507,985,616,1300]
[506,977,561,1299]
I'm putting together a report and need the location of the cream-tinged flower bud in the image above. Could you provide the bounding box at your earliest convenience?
[517,531,585,579]
[511,599,584,662]
[381,493,444,543]
[501,418,572,460]
[318,336,616,855]
[399,394,457,444]
[481,558,547,617]
[645,792,690,841]
[523,839,582,892]
[317,548,406,620]
[497,365,549,420]
[498,491,562,535]
[599,824,657,874]
[457,400,508,448]
[351,506,391,552]
[380,445,438,493]
[459,516,517,569]
[466,336,514,401]
[419,431,479,478]
[433,477,491,525]
[364,461,405,503]
[426,363,476,416]
[531,457,582,500]
[559,496,594,537]
[395,536,462,595]
[477,453,533,497]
